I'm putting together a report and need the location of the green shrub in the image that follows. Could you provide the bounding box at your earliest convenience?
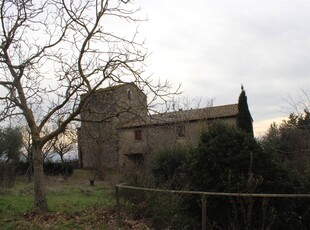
[185,123,308,229]
[151,147,192,190]
[122,123,310,229]
[120,187,199,229]
[0,162,18,188]
[16,161,32,175]
[44,162,74,176]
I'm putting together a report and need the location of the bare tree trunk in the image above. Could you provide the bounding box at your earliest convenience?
[33,145,48,211]
[26,165,32,183]
[60,154,66,179]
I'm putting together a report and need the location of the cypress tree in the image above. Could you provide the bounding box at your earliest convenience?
[237,85,254,135]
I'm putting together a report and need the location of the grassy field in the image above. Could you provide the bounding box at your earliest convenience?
[0,170,118,230]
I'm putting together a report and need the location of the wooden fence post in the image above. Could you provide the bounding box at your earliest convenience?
[202,194,207,230]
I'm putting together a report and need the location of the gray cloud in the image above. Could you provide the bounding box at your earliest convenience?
[139,0,310,135]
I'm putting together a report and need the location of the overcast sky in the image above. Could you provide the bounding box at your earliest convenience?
[134,0,310,136]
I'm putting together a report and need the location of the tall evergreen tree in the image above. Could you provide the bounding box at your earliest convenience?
[237,85,254,135]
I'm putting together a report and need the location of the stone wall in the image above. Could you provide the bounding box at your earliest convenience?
[119,117,237,174]
[78,84,147,170]
[78,83,240,175]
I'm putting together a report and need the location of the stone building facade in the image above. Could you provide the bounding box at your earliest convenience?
[78,83,240,173]
[78,83,147,170]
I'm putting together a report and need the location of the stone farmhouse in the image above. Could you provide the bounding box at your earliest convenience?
[78,83,241,174]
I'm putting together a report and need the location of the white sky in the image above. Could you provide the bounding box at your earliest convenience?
[135,0,310,136]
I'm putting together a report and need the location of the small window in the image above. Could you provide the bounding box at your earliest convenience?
[176,125,185,138]
[135,129,142,141]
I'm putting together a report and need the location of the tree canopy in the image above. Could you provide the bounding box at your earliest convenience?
[262,110,310,177]
[0,127,23,163]
[189,123,296,194]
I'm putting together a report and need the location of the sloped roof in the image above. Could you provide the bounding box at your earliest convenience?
[122,103,238,128]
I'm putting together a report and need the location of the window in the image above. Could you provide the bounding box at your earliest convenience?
[135,129,142,141]
[176,125,185,138]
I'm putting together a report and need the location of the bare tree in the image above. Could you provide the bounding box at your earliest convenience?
[51,126,76,164]
[21,126,57,172]
[286,88,310,115]
[263,88,310,176]
[0,0,177,211]
[20,127,34,182]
